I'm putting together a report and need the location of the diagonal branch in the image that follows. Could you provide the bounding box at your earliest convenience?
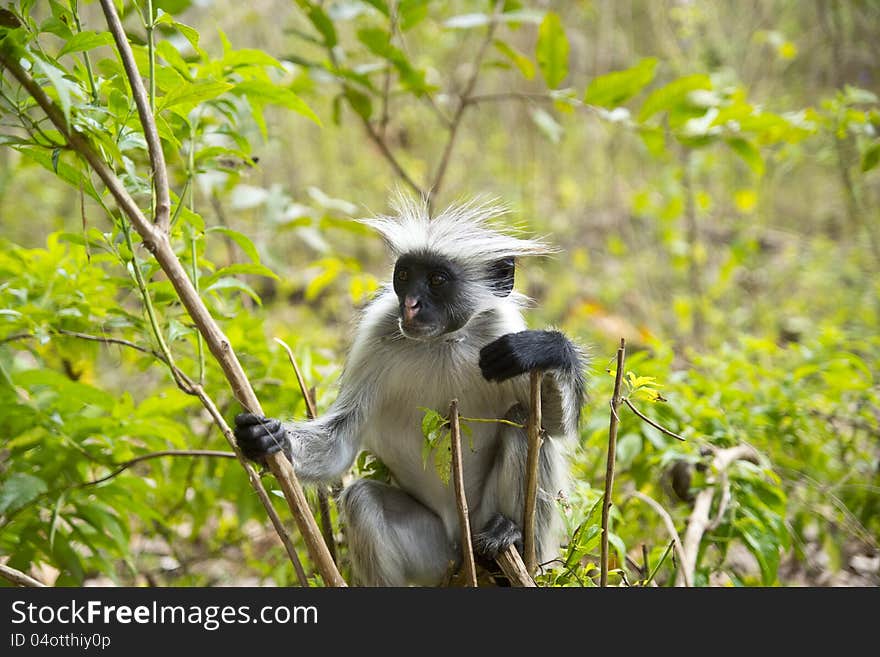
[79,449,236,488]
[99,0,170,233]
[623,397,686,441]
[0,46,344,587]
[630,491,691,587]
[0,563,46,588]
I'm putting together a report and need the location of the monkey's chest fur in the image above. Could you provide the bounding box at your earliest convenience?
[361,333,527,539]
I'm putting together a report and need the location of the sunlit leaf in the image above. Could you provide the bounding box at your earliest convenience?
[536,11,568,89]
[585,58,657,108]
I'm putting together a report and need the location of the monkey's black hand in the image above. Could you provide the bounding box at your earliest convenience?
[473,513,523,559]
[479,330,576,382]
[234,413,291,464]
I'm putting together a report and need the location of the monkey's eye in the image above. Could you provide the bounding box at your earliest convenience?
[428,272,449,287]
[396,268,409,282]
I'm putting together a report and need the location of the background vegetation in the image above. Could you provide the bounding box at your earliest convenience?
[0,0,878,587]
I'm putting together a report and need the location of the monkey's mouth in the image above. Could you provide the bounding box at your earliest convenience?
[398,318,444,341]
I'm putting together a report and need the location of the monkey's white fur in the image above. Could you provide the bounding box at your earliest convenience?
[282,198,585,585]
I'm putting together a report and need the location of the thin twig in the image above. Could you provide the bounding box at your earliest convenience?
[0,42,344,587]
[99,0,170,233]
[645,540,675,586]
[600,338,626,587]
[0,563,46,587]
[522,370,543,575]
[274,337,337,565]
[622,398,686,441]
[449,399,477,587]
[630,490,691,587]
[429,0,505,207]
[79,450,236,488]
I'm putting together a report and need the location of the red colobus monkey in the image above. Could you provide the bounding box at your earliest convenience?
[235,197,587,585]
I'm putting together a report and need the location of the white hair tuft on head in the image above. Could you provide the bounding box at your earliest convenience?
[360,194,557,270]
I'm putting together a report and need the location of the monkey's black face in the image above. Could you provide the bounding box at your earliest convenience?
[392,254,473,340]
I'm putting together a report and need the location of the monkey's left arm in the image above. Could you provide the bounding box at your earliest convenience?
[479,330,586,435]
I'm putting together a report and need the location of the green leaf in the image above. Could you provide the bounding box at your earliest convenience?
[494,39,534,80]
[862,141,880,172]
[57,30,114,57]
[536,11,568,89]
[398,0,430,30]
[638,74,712,122]
[206,226,261,263]
[738,522,780,585]
[343,86,373,121]
[33,57,79,125]
[585,57,658,108]
[204,277,262,305]
[0,473,47,515]
[726,138,765,175]
[615,433,642,469]
[200,263,280,289]
[304,4,337,47]
[155,40,193,80]
[157,80,233,112]
[361,0,389,17]
[233,80,321,126]
[432,429,452,485]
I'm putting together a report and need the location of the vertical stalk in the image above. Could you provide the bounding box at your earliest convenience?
[449,400,477,587]
[69,0,99,103]
[600,338,626,587]
[522,370,543,575]
[145,0,156,114]
[187,131,206,384]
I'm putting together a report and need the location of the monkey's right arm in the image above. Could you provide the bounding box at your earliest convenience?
[234,404,364,483]
[234,293,395,483]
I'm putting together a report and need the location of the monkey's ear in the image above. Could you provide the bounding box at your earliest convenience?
[488,257,515,297]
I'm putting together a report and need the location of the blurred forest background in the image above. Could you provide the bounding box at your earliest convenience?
[0,0,878,587]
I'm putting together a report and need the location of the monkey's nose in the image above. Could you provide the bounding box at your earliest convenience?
[403,296,421,322]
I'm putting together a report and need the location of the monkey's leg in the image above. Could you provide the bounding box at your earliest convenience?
[339,479,458,586]
[475,404,565,566]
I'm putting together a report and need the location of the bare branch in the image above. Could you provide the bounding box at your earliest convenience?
[99,0,170,233]
[274,337,318,419]
[623,397,686,441]
[601,338,626,587]
[0,563,46,588]
[496,546,537,587]
[449,399,477,587]
[361,118,425,197]
[522,370,543,575]
[0,51,344,586]
[677,444,759,586]
[630,491,691,587]
[429,0,505,206]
